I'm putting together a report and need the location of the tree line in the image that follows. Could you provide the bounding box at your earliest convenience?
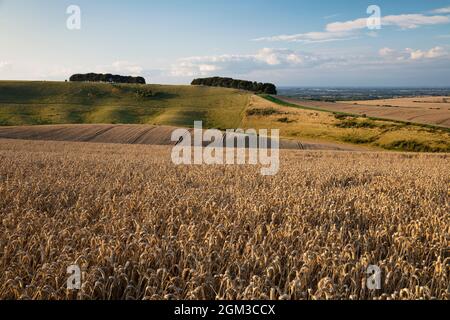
[191,77,277,94]
[69,73,146,84]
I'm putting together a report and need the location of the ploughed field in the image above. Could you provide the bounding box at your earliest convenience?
[0,124,361,151]
[0,139,448,300]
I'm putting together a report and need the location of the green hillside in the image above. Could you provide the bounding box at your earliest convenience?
[0,81,250,129]
[1,81,449,152]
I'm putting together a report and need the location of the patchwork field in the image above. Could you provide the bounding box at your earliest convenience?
[0,139,448,300]
[278,96,450,128]
[244,96,450,153]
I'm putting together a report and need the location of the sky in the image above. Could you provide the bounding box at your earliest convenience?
[1,0,450,86]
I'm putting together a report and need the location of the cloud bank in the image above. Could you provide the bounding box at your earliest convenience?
[379,46,449,61]
[170,48,340,77]
[170,45,450,78]
[254,13,450,43]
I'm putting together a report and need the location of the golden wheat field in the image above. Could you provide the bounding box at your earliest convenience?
[0,138,449,300]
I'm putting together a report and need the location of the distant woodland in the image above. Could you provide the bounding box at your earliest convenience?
[191,77,277,94]
[69,73,146,84]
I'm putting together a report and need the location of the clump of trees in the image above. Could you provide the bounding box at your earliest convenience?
[191,77,277,94]
[69,73,146,84]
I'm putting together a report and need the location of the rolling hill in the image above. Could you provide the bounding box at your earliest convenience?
[0,81,250,129]
[0,81,449,152]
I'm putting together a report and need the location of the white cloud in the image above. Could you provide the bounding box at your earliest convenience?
[254,13,450,43]
[325,18,367,33]
[94,61,144,76]
[327,14,450,32]
[406,46,448,60]
[198,64,218,73]
[253,31,356,43]
[379,47,395,57]
[111,61,143,75]
[171,48,318,77]
[171,55,249,77]
[379,46,449,61]
[255,48,304,65]
[0,61,11,70]
[383,14,450,29]
[431,6,450,14]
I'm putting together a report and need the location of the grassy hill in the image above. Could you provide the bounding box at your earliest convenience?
[0,81,250,129]
[0,81,449,152]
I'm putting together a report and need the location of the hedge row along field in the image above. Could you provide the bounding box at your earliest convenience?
[0,139,448,300]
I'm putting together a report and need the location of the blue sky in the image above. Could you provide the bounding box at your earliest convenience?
[1,0,450,86]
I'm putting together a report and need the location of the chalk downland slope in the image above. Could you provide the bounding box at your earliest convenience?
[0,81,250,129]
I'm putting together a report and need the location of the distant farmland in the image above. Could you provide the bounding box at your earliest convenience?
[342,97,450,127]
[278,96,450,128]
[246,96,450,153]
